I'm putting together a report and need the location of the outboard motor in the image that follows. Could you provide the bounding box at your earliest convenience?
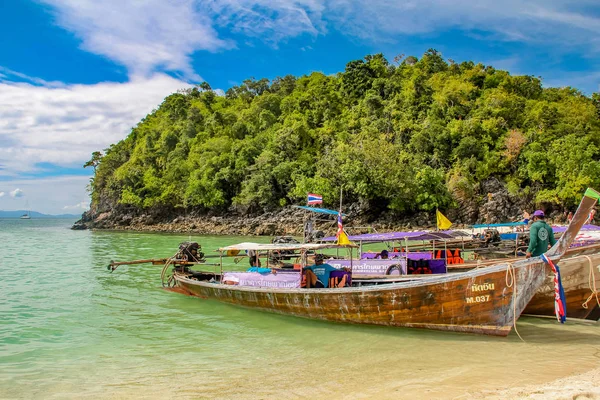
[177,242,204,262]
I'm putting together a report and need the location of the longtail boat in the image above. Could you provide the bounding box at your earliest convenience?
[166,188,600,336]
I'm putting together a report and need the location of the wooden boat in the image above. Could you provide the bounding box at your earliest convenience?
[524,247,600,320]
[167,188,600,336]
[357,244,600,321]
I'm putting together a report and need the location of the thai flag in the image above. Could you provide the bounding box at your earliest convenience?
[337,212,343,238]
[540,254,567,323]
[307,193,323,205]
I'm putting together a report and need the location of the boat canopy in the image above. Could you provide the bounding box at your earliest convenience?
[553,224,600,233]
[472,222,527,228]
[320,230,458,243]
[292,205,346,216]
[218,242,357,252]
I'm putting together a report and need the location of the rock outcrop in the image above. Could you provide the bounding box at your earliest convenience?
[72,179,549,235]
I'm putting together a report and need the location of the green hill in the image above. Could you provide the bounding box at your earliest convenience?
[86,50,600,223]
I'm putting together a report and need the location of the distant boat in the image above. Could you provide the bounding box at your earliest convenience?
[20,201,31,219]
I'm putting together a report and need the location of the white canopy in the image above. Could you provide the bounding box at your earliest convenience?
[218,242,356,252]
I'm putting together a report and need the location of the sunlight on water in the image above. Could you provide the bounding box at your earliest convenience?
[0,219,598,399]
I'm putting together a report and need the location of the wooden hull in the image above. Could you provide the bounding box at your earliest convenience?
[447,244,600,320]
[525,252,600,320]
[174,258,549,337]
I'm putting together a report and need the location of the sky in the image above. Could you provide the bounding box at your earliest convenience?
[0,1,599,215]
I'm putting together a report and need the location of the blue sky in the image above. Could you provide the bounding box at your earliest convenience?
[0,0,599,214]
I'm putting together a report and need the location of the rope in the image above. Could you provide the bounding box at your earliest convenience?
[581,255,600,310]
[505,262,525,342]
[161,256,175,287]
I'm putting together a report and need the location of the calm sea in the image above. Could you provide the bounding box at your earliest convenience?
[1,218,599,399]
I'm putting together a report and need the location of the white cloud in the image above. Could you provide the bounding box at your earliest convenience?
[41,0,230,80]
[0,176,90,214]
[10,188,24,198]
[39,0,600,80]
[63,201,90,211]
[0,192,4,197]
[0,74,191,176]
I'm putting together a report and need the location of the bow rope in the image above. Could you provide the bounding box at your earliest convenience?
[581,255,600,311]
[540,254,567,323]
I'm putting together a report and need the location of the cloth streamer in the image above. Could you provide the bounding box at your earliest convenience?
[540,254,567,323]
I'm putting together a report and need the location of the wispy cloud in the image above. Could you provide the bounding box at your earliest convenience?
[0,192,5,198]
[40,0,231,80]
[63,201,89,211]
[0,74,191,176]
[39,0,600,79]
[0,66,66,88]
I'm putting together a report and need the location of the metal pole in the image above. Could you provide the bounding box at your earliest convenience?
[219,251,223,282]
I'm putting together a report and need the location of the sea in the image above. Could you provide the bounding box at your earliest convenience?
[1,218,599,399]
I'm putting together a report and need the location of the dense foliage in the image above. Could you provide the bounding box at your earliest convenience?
[88,50,600,216]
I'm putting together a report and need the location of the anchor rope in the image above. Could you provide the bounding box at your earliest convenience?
[581,255,600,310]
[505,262,524,342]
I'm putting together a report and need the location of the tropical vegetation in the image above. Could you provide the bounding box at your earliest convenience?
[86,50,600,218]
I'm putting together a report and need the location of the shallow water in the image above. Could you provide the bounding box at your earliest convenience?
[1,219,598,399]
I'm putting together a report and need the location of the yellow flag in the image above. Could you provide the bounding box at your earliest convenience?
[436,210,452,230]
[337,230,354,246]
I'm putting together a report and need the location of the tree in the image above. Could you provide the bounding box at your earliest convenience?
[84,151,103,173]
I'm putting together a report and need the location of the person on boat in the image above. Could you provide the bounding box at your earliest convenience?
[377,249,389,259]
[223,276,240,285]
[586,209,596,224]
[525,210,557,258]
[246,258,276,274]
[303,254,347,288]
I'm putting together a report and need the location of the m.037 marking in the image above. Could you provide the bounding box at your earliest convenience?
[465,295,490,304]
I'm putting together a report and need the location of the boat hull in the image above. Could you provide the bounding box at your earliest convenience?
[174,259,548,337]
[525,252,600,320]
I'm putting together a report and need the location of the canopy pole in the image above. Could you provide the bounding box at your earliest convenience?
[219,251,223,282]
[404,237,409,275]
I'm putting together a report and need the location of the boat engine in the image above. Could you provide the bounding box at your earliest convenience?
[177,242,204,262]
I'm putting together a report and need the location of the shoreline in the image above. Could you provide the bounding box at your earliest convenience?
[72,207,442,236]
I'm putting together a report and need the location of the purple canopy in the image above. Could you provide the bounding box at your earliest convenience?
[552,224,600,233]
[321,230,456,242]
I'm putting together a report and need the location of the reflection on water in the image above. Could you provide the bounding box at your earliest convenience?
[0,219,598,399]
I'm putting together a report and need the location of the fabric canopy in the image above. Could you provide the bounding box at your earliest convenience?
[218,242,357,252]
[320,230,456,243]
[292,205,346,216]
[552,224,600,233]
[472,222,527,228]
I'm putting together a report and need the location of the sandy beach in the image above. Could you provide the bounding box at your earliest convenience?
[469,366,600,399]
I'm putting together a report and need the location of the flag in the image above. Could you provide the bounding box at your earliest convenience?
[436,210,453,230]
[336,212,353,245]
[307,193,323,205]
[540,254,567,323]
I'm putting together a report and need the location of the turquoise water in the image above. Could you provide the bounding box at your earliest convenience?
[1,219,599,399]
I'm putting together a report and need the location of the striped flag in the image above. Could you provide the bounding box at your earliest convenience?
[337,212,343,238]
[540,254,567,323]
[307,193,323,205]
